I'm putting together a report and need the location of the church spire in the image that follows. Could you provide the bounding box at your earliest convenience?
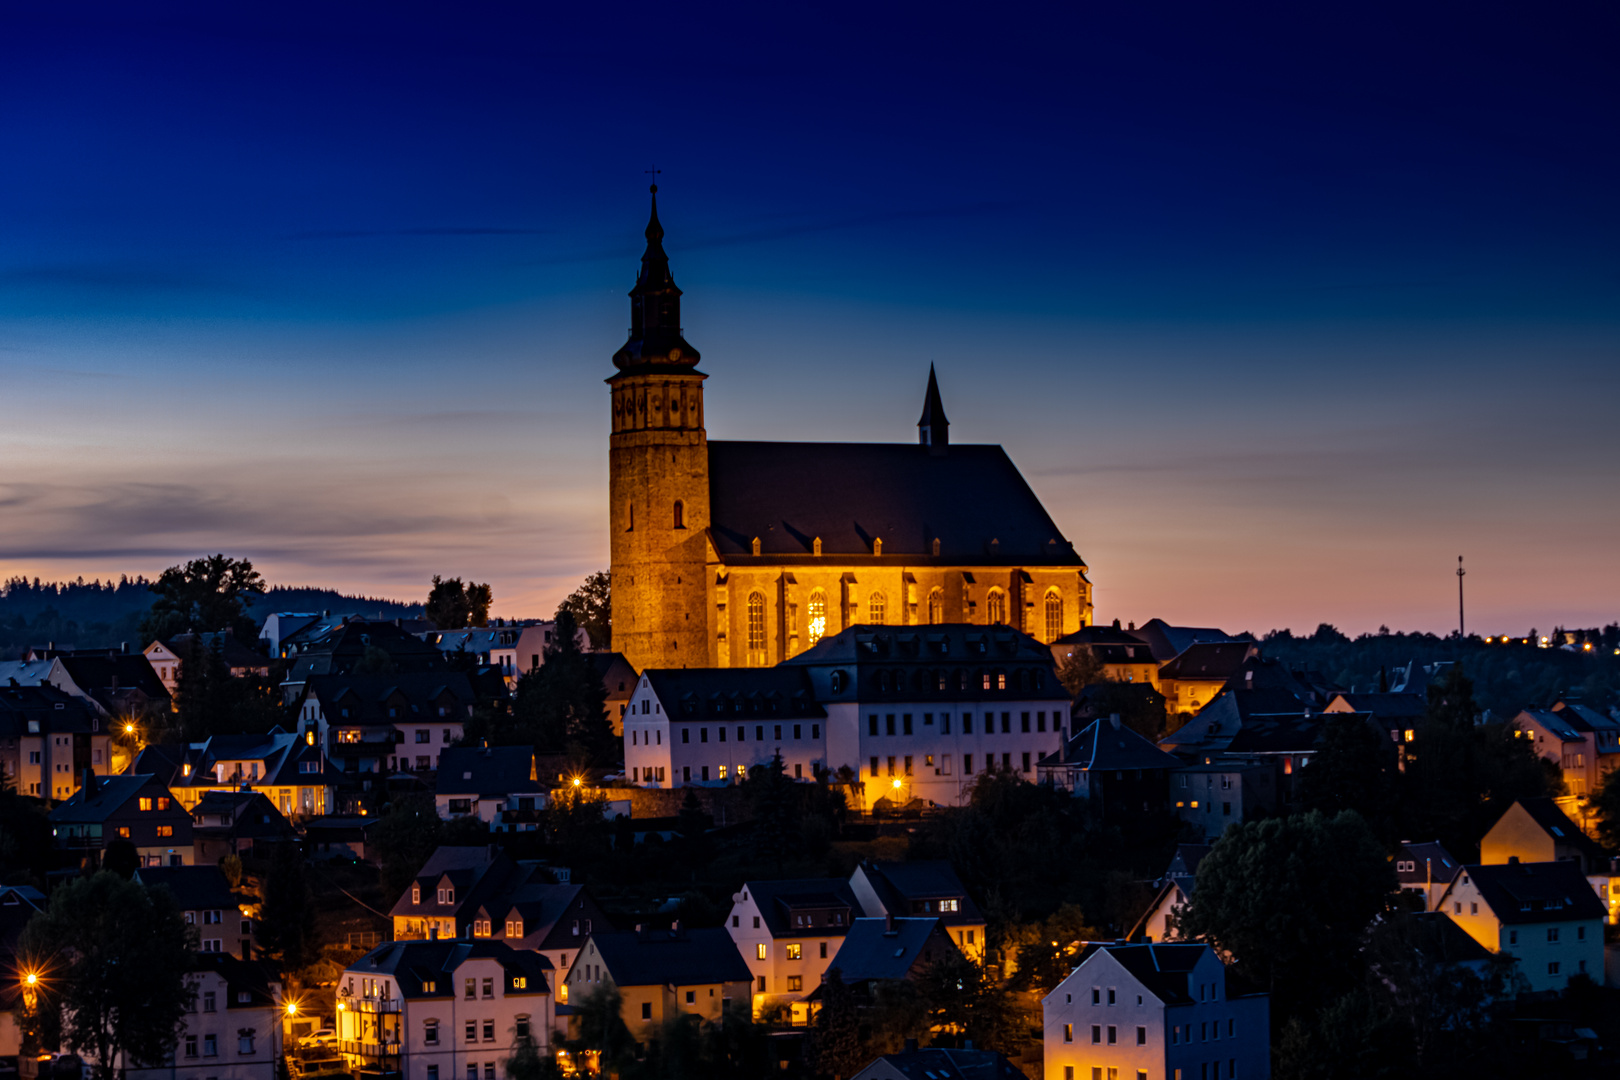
[918,363,949,453]
[613,184,701,373]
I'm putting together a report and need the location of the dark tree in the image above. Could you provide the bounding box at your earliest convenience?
[352,642,398,675]
[558,570,611,650]
[1055,646,1106,696]
[137,554,265,643]
[744,753,797,861]
[807,968,866,1080]
[916,950,1022,1054]
[1298,714,1398,843]
[19,872,195,1080]
[511,609,613,762]
[677,788,712,864]
[101,838,139,879]
[0,776,55,882]
[257,845,320,971]
[424,576,493,630]
[1176,810,1394,1017]
[569,983,636,1072]
[1593,766,1620,851]
[371,794,446,901]
[1275,989,1415,1080]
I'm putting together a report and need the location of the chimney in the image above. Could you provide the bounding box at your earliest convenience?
[1109,713,1121,731]
[1508,855,1520,864]
[81,768,96,796]
[120,642,128,654]
[670,919,681,936]
[884,913,895,934]
[904,1038,918,1053]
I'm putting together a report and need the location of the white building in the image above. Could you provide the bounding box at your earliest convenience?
[1435,860,1605,994]
[726,878,861,1023]
[1045,943,1270,1080]
[336,940,556,1080]
[126,955,283,1080]
[422,623,590,689]
[624,624,1070,810]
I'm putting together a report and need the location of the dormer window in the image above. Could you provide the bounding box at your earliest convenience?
[412,885,421,904]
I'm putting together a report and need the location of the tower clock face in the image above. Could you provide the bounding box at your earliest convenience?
[669,348,682,361]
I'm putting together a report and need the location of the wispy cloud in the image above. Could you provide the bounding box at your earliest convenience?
[290,226,551,239]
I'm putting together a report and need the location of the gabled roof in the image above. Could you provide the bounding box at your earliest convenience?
[738,878,860,938]
[853,1046,1030,1080]
[165,632,272,671]
[45,652,170,707]
[1038,717,1182,772]
[1398,841,1460,887]
[1223,712,1362,755]
[639,667,825,720]
[827,917,955,982]
[1073,942,1261,1005]
[856,860,984,926]
[1127,620,1239,664]
[0,682,102,736]
[1516,709,1585,743]
[436,747,542,797]
[306,671,477,725]
[189,953,281,1009]
[1496,798,1608,865]
[48,773,170,823]
[1158,642,1256,681]
[1165,844,1211,881]
[1399,912,1493,965]
[191,790,296,838]
[591,927,752,987]
[1454,860,1607,924]
[706,441,1084,565]
[132,744,200,787]
[136,865,240,912]
[1329,692,1427,721]
[1552,702,1620,733]
[350,939,552,999]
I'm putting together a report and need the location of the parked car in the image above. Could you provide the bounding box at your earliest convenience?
[299,1029,336,1047]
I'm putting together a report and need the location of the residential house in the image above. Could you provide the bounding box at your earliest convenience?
[50,772,193,869]
[1396,841,1461,912]
[1124,620,1243,666]
[136,865,253,959]
[1479,798,1619,922]
[280,618,448,703]
[435,747,547,825]
[589,652,638,735]
[849,860,986,963]
[563,925,751,1039]
[821,916,963,992]
[622,667,828,790]
[1049,624,1162,690]
[852,1046,1030,1080]
[1436,860,1605,994]
[190,790,296,862]
[0,885,44,1057]
[126,954,283,1080]
[392,847,510,943]
[24,644,171,718]
[153,731,337,820]
[726,877,862,1023]
[1169,763,1276,841]
[260,612,324,659]
[0,681,113,799]
[1044,943,1270,1080]
[335,940,555,1077]
[1037,716,1182,819]
[1156,643,1258,717]
[299,672,474,778]
[1552,700,1620,779]
[1128,845,1210,944]
[146,632,274,695]
[1512,706,1620,799]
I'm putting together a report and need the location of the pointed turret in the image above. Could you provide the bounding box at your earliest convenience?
[918,363,949,453]
[613,185,702,373]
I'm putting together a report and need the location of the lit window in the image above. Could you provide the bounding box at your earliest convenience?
[1044,591,1063,641]
[747,592,767,657]
[927,588,944,625]
[786,943,802,960]
[756,943,767,961]
[807,591,827,646]
[869,592,886,625]
[138,797,153,811]
[986,589,1006,625]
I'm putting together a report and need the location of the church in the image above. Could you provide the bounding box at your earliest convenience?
[608,188,1092,674]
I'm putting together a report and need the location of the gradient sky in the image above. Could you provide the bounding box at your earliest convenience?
[1,2,1616,636]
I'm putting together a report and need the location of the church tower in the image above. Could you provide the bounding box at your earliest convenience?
[608,187,711,672]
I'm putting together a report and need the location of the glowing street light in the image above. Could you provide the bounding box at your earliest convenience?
[891,778,903,791]
[285,1000,299,1017]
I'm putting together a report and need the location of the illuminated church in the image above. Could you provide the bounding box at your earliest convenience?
[608,188,1092,673]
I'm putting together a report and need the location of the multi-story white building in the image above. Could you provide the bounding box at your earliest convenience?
[726,878,861,1023]
[336,940,555,1080]
[126,954,283,1080]
[1436,860,1605,994]
[1045,943,1270,1080]
[624,624,1070,810]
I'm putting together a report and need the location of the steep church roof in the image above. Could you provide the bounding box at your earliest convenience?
[707,440,1083,565]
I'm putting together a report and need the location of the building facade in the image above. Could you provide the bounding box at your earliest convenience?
[605,189,1092,676]
[1436,860,1605,994]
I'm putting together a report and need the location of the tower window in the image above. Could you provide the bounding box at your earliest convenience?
[673,500,685,529]
[928,588,944,625]
[627,504,634,532]
[868,592,886,625]
[987,589,1006,625]
[747,592,767,658]
[1044,591,1063,642]
[807,590,827,646]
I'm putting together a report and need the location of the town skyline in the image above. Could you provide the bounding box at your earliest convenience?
[2,4,1615,636]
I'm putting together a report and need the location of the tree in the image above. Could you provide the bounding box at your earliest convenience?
[138,554,265,643]
[1275,989,1415,1080]
[807,968,866,1080]
[511,609,613,762]
[916,950,1023,1054]
[503,1038,564,1080]
[744,753,797,861]
[371,794,446,901]
[424,576,493,630]
[218,854,243,888]
[19,872,195,1080]
[0,774,54,883]
[257,845,319,972]
[353,643,398,675]
[1056,646,1106,696]
[1176,810,1394,1018]
[568,983,636,1072]
[101,838,139,879]
[1593,766,1620,851]
[1298,714,1398,843]
[558,570,611,650]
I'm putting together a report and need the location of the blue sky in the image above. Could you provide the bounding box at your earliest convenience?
[1,2,1616,634]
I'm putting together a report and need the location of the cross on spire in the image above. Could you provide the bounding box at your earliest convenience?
[645,165,661,192]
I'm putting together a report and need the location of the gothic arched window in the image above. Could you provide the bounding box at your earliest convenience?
[673,500,685,529]
[807,590,828,646]
[927,588,944,625]
[868,592,886,625]
[986,589,1006,625]
[1044,591,1063,642]
[746,592,766,656]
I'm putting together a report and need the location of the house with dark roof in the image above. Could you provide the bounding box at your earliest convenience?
[1168,761,1277,841]
[563,925,751,1038]
[1044,943,1270,1080]
[190,789,296,862]
[162,730,338,820]
[852,1045,1030,1080]
[726,877,861,1023]
[1397,841,1462,912]
[435,746,547,825]
[280,618,448,702]
[0,680,113,800]
[1479,798,1618,923]
[1037,715,1182,817]
[589,651,638,735]
[1512,704,1620,799]
[603,193,1092,680]
[298,671,475,781]
[126,953,285,1080]
[849,860,985,963]
[1129,845,1212,943]
[336,939,555,1072]
[1156,642,1261,716]
[1048,624,1161,689]
[1436,860,1605,994]
[136,864,252,959]
[50,772,193,869]
[144,631,273,696]
[23,644,172,718]
[822,916,962,991]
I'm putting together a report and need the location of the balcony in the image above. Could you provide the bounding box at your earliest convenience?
[347,997,401,1015]
[338,1040,401,1058]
